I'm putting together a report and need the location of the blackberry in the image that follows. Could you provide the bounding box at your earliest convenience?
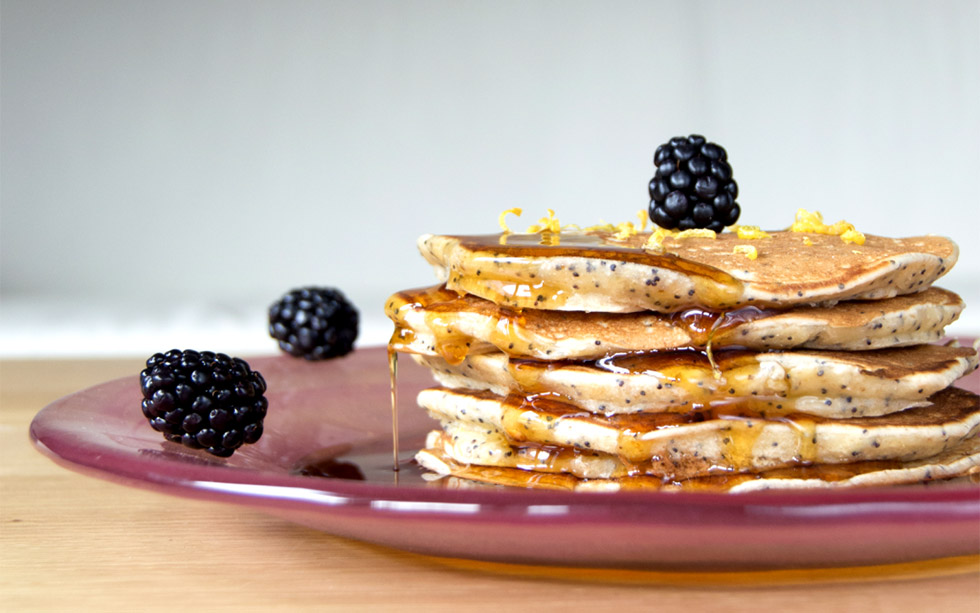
[269,287,358,360]
[140,349,268,457]
[648,134,741,232]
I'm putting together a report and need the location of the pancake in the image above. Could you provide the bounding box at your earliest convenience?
[393,212,972,492]
[419,230,957,313]
[416,386,980,478]
[416,434,980,492]
[387,285,964,361]
[414,343,979,418]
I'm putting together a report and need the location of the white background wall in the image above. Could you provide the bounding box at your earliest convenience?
[2,0,978,356]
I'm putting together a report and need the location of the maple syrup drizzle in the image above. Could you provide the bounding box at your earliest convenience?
[386,285,777,366]
[454,232,735,276]
[487,388,845,472]
[316,326,976,490]
[449,232,744,310]
[315,338,975,491]
[293,447,429,485]
[666,305,775,346]
[388,346,400,472]
[372,233,959,490]
[435,456,978,491]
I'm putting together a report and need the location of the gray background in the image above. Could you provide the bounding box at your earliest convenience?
[2,0,978,355]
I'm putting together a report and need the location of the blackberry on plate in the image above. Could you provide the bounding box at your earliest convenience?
[140,349,268,457]
[648,134,741,232]
[269,287,359,360]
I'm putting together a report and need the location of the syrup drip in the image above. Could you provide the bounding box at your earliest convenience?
[494,391,837,469]
[387,286,536,362]
[441,457,976,492]
[773,414,819,464]
[448,232,745,311]
[667,305,776,378]
[455,232,737,280]
[667,305,775,347]
[388,347,399,472]
[293,438,977,492]
[308,339,977,490]
[453,269,570,311]
[451,435,826,483]
[503,348,763,408]
[371,233,948,490]
[308,333,977,491]
[386,284,776,366]
[293,448,427,485]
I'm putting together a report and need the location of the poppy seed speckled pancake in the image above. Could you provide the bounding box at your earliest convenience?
[386,285,964,361]
[416,433,980,492]
[414,343,979,418]
[395,221,974,492]
[416,386,980,479]
[418,230,957,313]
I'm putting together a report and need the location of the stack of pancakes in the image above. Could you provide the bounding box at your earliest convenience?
[386,225,980,491]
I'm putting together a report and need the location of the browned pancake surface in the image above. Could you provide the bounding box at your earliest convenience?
[420,231,958,312]
[417,343,979,418]
[417,386,980,479]
[387,284,964,360]
[417,435,980,492]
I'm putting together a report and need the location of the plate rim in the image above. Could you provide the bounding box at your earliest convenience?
[29,347,980,526]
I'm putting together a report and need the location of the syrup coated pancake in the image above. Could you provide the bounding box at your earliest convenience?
[416,434,980,492]
[419,230,957,313]
[415,343,979,418]
[416,386,980,478]
[387,285,964,361]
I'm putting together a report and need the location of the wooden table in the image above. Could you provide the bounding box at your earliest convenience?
[2,357,979,612]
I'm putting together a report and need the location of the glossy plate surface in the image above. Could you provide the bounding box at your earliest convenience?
[30,346,980,570]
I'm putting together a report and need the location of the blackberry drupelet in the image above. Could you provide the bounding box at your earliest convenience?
[648,134,741,231]
[269,287,359,360]
[139,349,268,457]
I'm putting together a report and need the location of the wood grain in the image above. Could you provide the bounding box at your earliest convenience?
[2,358,978,612]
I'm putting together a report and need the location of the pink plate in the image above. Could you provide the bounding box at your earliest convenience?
[30,346,980,570]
